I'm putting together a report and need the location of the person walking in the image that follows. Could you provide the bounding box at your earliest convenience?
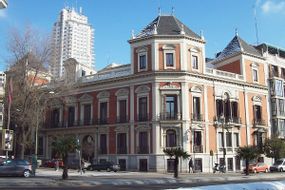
[188,156,193,173]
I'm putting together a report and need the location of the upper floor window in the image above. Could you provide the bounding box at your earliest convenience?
[253,69,258,82]
[165,95,177,119]
[82,70,86,77]
[68,106,75,127]
[83,104,91,125]
[192,55,198,70]
[138,97,148,121]
[100,102,108,124]
[118,99,127,123]
[193,96,201,116]
[166,53,174,67]
[253,105,262,121]
[166,129,176,147]
[139,53,147,71]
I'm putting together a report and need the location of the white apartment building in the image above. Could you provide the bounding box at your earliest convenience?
[51,7,95,79]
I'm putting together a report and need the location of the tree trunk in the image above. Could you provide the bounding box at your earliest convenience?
[245,159,249,176]
[20,143,25,159]
[62,156,69,180]
[174,156,179,178]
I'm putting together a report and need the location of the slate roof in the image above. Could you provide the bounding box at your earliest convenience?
[135,15,201,40]
[215,35,262,61]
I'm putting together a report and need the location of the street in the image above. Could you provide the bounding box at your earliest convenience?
[0,168,285,189]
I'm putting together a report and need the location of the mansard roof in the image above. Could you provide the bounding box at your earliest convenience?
[135,15,202,40]
[214,35,262,62]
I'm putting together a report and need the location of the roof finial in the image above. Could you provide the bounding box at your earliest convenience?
[171,6,175,15]
[131,29,135,39]
[235,28,239,36]
[180,24,185,35]
[158,7,161,16]
[153,24,158,35]
[200,30,205,40]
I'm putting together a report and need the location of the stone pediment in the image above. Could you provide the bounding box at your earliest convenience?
[160,83,181,90]
[97,91,110,99]
[190,86,202,93]
[135,85,150,94]
[115,126,129,132]
[64,96,77,104]
[79,93,93,102]
[115,88,129,97]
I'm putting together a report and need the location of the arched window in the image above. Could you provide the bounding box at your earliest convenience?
[166,129,176,147]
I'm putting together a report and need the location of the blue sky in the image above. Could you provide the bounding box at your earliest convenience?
[0,0,285,71]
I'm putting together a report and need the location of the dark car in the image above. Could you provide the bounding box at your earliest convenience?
[86,161,120,172]
[0,159,32,177]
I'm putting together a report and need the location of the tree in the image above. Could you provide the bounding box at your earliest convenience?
[5,26,52,158]
[236,146,260,175]
[263,137,285,160]
[51,136,79,180]
[163,147,190,178]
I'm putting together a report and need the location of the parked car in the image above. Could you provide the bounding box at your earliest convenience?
[43,159,64,168]
[270,158,285,172]
[247,162,269,173]
[86,161,120,172]
[0,159,32,177]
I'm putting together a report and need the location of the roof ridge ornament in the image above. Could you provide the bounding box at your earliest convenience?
[158,7,161,16]
[200,30,204,40]
[153,24,158,35]
[235,28,239,36]
[180,24,185,35]
[171,6,175,15]
[131,29,135,39]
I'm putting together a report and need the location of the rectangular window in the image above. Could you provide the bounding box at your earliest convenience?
[233,133,239,147]
[100,102,107,124]
[51,108,60,128]
[216,100,223,117]
[253,69,258,82]
[138,97,147,121]
[166,95,177,119]
[68,106,75,127]
[138,132,148,154]
[139,54,146,70]
[166,53,174,67]
[82,70,86,77]
[119,100,127,122]
[279,99,284,116]
[272,99,277,116]
[275,80,283,96]
[226,132,232,147]
[117,133,127,154]
[254,105,262,120]
[192,55,198,69]
[194,131,202,146]
[193,97,201,118]
[100,134,107,154]
[83,104,91,125]
[280,120,285,137]
[218,132,224,148]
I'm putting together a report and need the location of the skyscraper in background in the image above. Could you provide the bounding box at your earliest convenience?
[51,7,95,79]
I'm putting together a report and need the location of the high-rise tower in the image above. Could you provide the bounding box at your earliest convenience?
[51,7,95,79]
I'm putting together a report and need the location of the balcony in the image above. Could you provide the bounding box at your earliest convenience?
[214,116,241,125]
[136,146,149,154]
[193,145,203,153]
[253,119,266,127]
[79,119,95,126]
[191,113,203,122]
[117,147,127,154]
[46,121,64,128]
[116,115,128,123]
[159,112,181,121]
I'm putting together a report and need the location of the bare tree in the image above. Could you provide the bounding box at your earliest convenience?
[5,26,52,159]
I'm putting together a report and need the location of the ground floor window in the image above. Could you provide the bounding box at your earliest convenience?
[194,158,203,172]
[227,158,233,171]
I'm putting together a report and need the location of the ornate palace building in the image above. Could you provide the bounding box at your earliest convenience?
[42,15,270,172]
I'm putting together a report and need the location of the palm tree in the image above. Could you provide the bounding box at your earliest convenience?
[163,147,190,178]
[52,136,79,179]
[236,146,260,175]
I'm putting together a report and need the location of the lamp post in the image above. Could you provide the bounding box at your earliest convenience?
[35,91,54,160]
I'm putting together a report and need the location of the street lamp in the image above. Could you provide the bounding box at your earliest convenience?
[35,91,54,160]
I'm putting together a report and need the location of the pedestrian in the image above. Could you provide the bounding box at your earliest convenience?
[55,159,59,171]
[31,155,37,176]
[188,156,193,173]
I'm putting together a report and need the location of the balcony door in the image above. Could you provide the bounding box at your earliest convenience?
[117,133,127,154]
[119,100,127,123]
[83,104,91,125]
[138,97,147,121]
[100,102,107,123]
[139,131,148,154]
[68,106,75,127]
[166,95,177,119]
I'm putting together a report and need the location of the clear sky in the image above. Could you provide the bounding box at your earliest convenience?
[0,0,284,71]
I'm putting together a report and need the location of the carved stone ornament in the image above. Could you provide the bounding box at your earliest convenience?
[64,96,77,104]
[190,86,202,93]
[160,83,181,90]
[97,91,110,99]
[135,85,150,94]
[252,95,262,102]
[115,88,129,97]
[79,93,93,102]
[115,126,129,132]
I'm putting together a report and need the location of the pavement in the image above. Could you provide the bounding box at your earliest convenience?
[1,168,285,189]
